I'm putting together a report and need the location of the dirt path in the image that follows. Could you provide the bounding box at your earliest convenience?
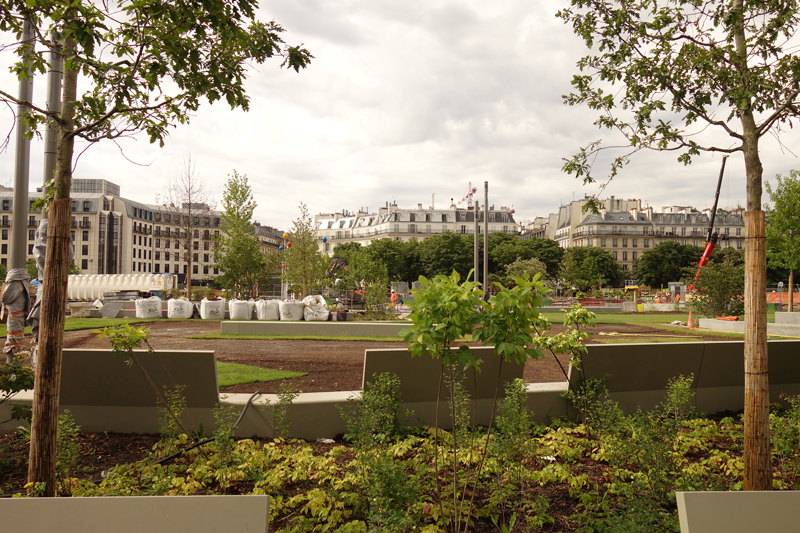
[62,318,743,394]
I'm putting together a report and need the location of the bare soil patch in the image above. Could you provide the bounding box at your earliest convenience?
[62,319,742,394]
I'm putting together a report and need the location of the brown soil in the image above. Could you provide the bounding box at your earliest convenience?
[60,318,742,394]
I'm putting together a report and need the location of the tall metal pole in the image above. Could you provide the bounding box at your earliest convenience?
[42,33,63,205]
[10,20,35,270]
[473,200,479,284]
[483,182,488,294]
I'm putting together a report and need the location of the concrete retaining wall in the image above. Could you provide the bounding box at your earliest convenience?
[220,320,410,337]
[1,495,270,533]
[6,341,799,440]
[677,491,800,533]
[698,316,800,337]
[574,340,800,414]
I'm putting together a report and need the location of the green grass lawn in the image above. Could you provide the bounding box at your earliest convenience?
[216,362,305,387]
[0,317,167,337]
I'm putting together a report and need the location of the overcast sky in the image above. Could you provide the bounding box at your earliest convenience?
[2,0,799,231]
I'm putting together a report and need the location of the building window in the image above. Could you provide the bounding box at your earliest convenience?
[193,253,198,262]
[737,240,742,249]
[681,227,686,236]
[193,242,198,250]
[644,239,650,248]
[588,238,593,246]
[204,241,210,250]
[193,265,198,274]
[165,252,170,261]
[175,241,179,249]
[155,264,160,272]
[613,251,618,260]
[622,239,627,248]
[28,230,35,240]
[203,253,209,262]
[409,214,415,222]
[28,245,33,255]
[1,244,6,254]
[612,238,618,247]
[203,265,209,274]
[214,267,219,274]
[82,231,89,241]
[81,259,88,270]
[623,251,628,261]
[82,245,88,255]
[632,252,637,260]
[600,238,606,247]
[1,200,8,210]
[632,239,637,248]
[736,228,742,236]
[83,201,90,212]
[29,215,36,227]
[1,230,6,240]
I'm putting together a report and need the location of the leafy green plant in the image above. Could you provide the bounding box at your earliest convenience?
[534,304,598,429]
[261,382,300,440]
[661,374,696,421]
[0,354,35,423]
[340,372,404,448]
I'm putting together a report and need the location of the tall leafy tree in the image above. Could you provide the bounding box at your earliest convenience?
[490,237,564,278]
[364,238,406,282]
[417,233,473,280]
[633,241,703,288]
[561,246,623,291]
[766,171,800,312]
[1,0,310,494]
[215,171,275,298]
[558,0,800,490]
[282,203,327,297]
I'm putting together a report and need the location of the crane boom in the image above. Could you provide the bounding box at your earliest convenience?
[690,155,729,289]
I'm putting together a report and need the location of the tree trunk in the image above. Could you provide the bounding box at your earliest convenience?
[789,270,794,312]
[27,28,76,495]
[744,211,771,490]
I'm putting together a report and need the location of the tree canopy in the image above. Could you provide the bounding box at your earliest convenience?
[214,171,276,298]
[561,246,623,291]
[282,203,327,297]
[766,171,800,304]
[633,241,703,288]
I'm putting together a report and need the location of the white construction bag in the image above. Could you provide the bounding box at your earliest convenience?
[229,299,253,320]
[303,295,330,322]
[167,298,194,319]
[278,300,305,321]
[135,296,162,319]
[255,299,280,321]
[200,298,225,319]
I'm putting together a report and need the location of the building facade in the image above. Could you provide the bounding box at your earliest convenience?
[314,201,518,255]
[0,179,282,283]
[525,197,745,272]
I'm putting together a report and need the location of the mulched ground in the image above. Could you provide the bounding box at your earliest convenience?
[1,316,743,511]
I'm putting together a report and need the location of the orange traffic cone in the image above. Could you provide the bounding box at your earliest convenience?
[687,310,696,329]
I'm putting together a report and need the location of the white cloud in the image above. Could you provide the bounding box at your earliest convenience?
[1,0,798,232]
